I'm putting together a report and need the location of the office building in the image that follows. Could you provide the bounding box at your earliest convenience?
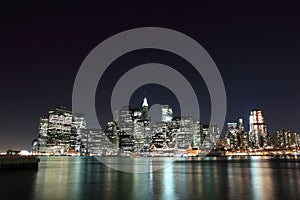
[161,104,173,123]
[249,109,268,148]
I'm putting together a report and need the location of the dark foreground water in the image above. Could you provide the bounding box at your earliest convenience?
[0,156,300,200]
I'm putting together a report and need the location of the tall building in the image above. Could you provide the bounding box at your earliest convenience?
[105,121,119,148]
[32,117,49,153]
[115,97,151,152]
[33,107,85,154]
[193,121,202,148]
[226,122,240,150]
[201,124,220,150]
[81,128,113,156]
[47,107,75,152]
[134,97,150,150]
[169,117,180,148]
[151,121,169,148]
[140,97,150,125]
[249,109,268,148]
[72,113,87,152]
[172,116,194,149]
[118,105,134,135]
[238,118,244,131]
[225,119,248,150]
[161,105,173,123]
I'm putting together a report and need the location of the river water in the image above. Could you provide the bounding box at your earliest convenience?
[0,156,299,200]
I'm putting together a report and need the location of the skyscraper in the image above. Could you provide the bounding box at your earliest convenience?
[140,97,150,125]
[81,128,112,156]
[33,107,85,154]
[118,105,134,135]
[173,116,194,149]
[249,109,268,148]
[161,104,173,123]
[73,113,87,152]
[47,107,74,152]
[139,97,150,149]
[35,117,48,152]
[226,122,239,150]
[225,119,248,150]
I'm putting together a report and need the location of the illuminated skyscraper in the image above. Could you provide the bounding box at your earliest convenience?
[238,118,244,131]
[118,105,134,134]
[225,119,248,150]
[140,97,150,124]
[172,116,194,149]
[226,122,239,149]
[33,107,85,154]
[73,113,87,152]
[35,117,48,152]
[249,109,268,148]
[161,104,173,123]
[151,121,169,148]
[139,97,150,149]
[47,107,75,152]
[81,128,112,156]
[201,124,220,149]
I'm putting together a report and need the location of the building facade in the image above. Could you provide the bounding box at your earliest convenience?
[249,109,268,148]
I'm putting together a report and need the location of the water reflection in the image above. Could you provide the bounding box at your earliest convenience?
[2,157,299,200]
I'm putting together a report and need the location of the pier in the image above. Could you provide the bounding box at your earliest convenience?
[0,156,40,170]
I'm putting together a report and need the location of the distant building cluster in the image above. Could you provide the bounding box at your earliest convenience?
[222,109,300,152]
[32,98,219,156]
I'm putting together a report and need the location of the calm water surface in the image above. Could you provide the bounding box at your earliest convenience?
[0,157,300,200]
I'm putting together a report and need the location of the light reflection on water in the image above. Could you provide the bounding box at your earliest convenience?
[1,157,300,200]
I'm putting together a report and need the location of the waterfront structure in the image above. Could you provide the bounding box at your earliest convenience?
[249,109,268,148]
[0,156,39,170]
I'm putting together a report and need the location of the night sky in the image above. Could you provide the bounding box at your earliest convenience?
[1,2,300,151]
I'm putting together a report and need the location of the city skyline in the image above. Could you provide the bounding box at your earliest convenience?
[1,2,300,151]
[1,90,299,152]
[1,3,300,200]
[29,97,299,156]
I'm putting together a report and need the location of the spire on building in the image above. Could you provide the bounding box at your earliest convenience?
[142,97,148,107]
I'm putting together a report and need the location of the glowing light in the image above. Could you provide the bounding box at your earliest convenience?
[20,150,31,156]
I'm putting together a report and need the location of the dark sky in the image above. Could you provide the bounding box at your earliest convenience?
[1,2,300,151]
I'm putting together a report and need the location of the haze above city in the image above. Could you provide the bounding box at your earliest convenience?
[1,2,300,151]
